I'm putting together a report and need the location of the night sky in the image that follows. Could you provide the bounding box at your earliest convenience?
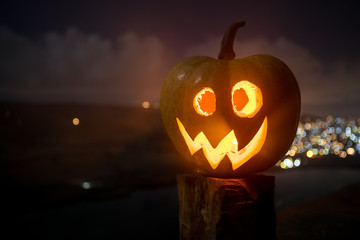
[1,0,359,117]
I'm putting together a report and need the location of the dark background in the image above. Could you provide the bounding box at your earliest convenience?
[1,1,360,239]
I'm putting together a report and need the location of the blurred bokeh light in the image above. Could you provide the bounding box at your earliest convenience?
[277,115,360,169]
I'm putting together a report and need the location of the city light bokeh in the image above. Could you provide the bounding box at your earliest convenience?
[277,116,360,169]
[72,117,80,126]
[142,101,151,109]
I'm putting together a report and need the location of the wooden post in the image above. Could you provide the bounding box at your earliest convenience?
[177,174,276,240]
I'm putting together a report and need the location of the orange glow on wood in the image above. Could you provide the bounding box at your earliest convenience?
[232,81,263,118]
[193,88,216,116]
[176,117,268,170]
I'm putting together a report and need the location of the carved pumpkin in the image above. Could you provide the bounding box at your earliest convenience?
[160,22,301,177]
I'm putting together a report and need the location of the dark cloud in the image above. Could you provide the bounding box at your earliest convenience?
[0,27,172,105]
[0,24,359,117]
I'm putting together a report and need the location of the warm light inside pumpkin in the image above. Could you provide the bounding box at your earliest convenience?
[232,81,263,118]
[176,117,268,170]
[193,88,216,116]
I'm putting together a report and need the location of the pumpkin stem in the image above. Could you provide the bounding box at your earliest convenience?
[218,21,246,60]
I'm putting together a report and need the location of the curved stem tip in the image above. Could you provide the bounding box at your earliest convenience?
[218,21,246,60]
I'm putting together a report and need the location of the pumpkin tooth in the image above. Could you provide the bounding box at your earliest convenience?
[227,117,267,170]
[195,131,236,169]
[176,117,268,170]
[176,118,202,155]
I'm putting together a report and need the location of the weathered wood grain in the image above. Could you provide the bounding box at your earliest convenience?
[177,174,275,240]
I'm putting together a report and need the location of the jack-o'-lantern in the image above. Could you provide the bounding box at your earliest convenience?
[160,22,301,177]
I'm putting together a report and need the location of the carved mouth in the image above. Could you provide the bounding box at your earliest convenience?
[176,117,268,170]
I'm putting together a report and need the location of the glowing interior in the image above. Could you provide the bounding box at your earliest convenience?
[176,117,268,170]
[232,81,263,118]
[193,88,216,116]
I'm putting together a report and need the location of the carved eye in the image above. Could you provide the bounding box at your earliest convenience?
[232,81,263,118]
[193,87,216,116]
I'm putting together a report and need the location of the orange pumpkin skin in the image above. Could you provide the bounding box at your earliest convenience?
[160,24,301,177]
